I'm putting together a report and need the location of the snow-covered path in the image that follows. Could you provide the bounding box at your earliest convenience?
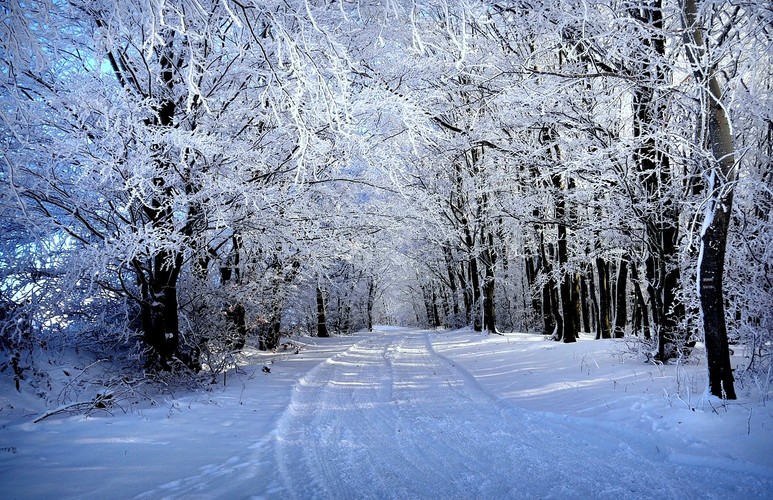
[274,330,526,498]
[3,328,772,499]
[268,330,771,499]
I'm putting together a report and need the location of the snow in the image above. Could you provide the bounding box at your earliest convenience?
[1,327,772,499]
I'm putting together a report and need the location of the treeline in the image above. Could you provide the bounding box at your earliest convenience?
[1,1,771,400]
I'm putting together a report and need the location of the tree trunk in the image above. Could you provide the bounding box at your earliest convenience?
[134,34,185,370]
[366,277,375,332]
[588,265,599,336]
[683,0,737,399]
[259,258,300,351]
[614,258,628,338]
[316,285,330,338]
[539,235,557,336]
[431,286,441,328]
[595,257,612,339]
[629,1,684,360]
[699,188,737,399]
[580,271,591,334]
[138,251,183,369]
[458,262,472,325]
[630,261,650,339]
[469,254,482,332]
[525,250,542,317]
[482,233,497,334]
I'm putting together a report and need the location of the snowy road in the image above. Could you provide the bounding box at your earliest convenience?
[268,330,771,499]
[4,328,772,499]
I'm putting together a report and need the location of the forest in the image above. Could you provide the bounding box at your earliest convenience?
[1,0,771,404]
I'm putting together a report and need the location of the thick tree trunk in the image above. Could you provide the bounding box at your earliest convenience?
[138,252,183,369]
[483,265,496,334]
[259,258,300,351]
[221,236,246,351]
[630,1,684,360]
[421,285,437,328]
[699,189,737,399]
[133,33,189,370]
[683,0,737,399]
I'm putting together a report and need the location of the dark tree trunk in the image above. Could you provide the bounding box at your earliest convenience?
[443,247,461,323]
[134,35,185,370]
[259,259,300,351]
[422,284,435,328]
[580,271,591,334]
[366,277,375,332]
[138,252,183,369]
[221,235,246,351]
[432,287,441,328]
[483,266,496,333]
[316,286,330,338]
[458,262,472,325]
[614,258,628,338]
[683,0,737,399]
[630,1,684,360]
[630,262,650,338]
[525,251,542,316]
[595,257,612,339]
[588,265,599,335]
[539,235,556,336]
[699,190,737,399]
[542,124,577,343]
[482,233,497,334]
[469,254,482,332]
[260,317,282,352]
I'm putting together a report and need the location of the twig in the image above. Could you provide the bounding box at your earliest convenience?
[57,359,107,402]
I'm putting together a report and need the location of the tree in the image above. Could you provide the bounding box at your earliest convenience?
[1,0,358,367]
[682,0,739,399]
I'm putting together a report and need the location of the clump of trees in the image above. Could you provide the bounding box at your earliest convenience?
[1,1,770,401]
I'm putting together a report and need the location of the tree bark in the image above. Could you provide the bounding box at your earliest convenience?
[595,257,612,339]
[137,34,184,370]
[630,261,651,339]
[482,232,497,334]
[580,271,591,334]
[316,285,330,337]
[629,1,685,360]
[683,0,737,399]
[366,277,375,332]
[614,258,628,338]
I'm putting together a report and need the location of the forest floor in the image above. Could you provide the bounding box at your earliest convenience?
[1,327,772,499]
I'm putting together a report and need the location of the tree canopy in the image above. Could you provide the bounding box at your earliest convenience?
[2,0,771,399]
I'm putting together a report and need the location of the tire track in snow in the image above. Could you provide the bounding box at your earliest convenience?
[273,331,555,498]
[273,330,773,499]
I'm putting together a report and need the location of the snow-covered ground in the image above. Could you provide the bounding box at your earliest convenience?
[1,327,772,499]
